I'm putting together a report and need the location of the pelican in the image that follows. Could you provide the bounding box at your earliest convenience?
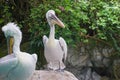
[0,22,37,80]
[43,10,67,71]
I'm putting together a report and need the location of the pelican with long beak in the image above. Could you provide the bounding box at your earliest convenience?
[0,23,37,80]
[43,10,67,71]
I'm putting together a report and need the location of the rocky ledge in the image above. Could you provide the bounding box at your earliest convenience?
[30,70,78,80]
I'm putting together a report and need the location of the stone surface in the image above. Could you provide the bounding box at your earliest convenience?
[67,46,113,68]
[113,59,120,79]
[66,67,101,80]
[30,70,78,80]
[66,45,116,80]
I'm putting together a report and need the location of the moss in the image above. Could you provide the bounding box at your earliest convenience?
[101,76,109,80]
[113,63,120,79]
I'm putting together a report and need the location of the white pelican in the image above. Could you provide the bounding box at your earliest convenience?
[43,10,67,71]
[0,22,37,80]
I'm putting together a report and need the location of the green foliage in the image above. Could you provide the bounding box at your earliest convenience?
[0,0,120,67]
[29,0,88,48]
[28,0,120,67]
[0,1,13,25]
[89,1,120,53]
[28,1,88,67]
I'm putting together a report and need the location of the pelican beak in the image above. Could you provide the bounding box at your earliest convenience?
[7,36,14,54]
[51,14,65,28]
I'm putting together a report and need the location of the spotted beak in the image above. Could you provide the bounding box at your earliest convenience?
[7,36,14,54]
[51,14,65,28]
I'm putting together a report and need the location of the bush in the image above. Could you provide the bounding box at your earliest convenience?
[28,0,88,67]
[28,0,120,68]
[1,0,120,68]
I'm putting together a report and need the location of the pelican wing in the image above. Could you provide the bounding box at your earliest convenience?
[59,37,67,62]
[32,54,38,63]
[43,35,48,46]
[0,54,18,78]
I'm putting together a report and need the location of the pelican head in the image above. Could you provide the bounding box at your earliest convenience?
[2,22,22,54]
[46,10,65,28]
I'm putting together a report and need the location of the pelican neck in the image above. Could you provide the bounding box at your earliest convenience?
[49,24,55,40]
[13,36,21,54]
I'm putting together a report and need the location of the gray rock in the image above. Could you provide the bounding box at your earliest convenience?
[30,70,78,80]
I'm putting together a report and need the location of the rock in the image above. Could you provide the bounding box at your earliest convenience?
[92,72,101,80]
[102,48,112,58]
[66,67,101,80]
[113,59,120,79]
[100,76,109,80]
[30,70,78,80]
[67,47,90,67]
[92,49,104,67]
[79,68,101,80]
[67,46,113,68]
[103,58,111,67]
